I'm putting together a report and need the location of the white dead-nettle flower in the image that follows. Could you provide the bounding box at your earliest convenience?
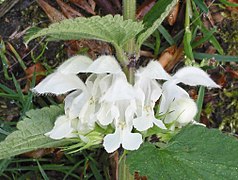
[33,55,122,139]
[160,66,220,128]
[134,60,219,129]
[101,75,143,153]
[133,61,169,131]
[33,55,219,153]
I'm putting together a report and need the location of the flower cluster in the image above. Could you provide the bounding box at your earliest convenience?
[33,55,219,153]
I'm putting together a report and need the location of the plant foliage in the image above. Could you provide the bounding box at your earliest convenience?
[126,125,238,179]
[0,105,70,160]
[136,0,178,49]
[25,15,144,48]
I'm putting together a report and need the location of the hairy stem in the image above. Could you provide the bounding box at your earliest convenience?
[116,1,137,180]
[123,0,136,85]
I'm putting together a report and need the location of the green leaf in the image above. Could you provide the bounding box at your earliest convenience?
[183,0,194,61]
[127,125,238,179]
[191,28,217,49]
[194,0,209,13]
[25,15,144,48]
[0,105,70,160]
[195,86,205,121]
[136,0,178,49]
[158,25,175,45]
[194,52,238,62]
[191,1,224,54]
[219,0,238,7]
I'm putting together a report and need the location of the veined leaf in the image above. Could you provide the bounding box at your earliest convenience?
[136,0,178,49]
[25,15,144,47]
[0,105,70,160]
[127,125,238,179]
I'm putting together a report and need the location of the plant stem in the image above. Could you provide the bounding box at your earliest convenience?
[123,0,136,85]
[118,153,134,180]
[116,1,137,180]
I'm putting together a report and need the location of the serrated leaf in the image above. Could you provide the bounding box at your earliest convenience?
[0,105,70,160]
[25,15,144,48]
[136,0,178,49]
[127,125,238,179]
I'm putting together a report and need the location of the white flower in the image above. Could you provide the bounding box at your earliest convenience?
[163,97,198,130]
[160,66,220,127]
[45,115,77,139]
[33,55,92,95]
[132,61,171,131]
[133,60,219,129]
[34,55,122,139]
[101,75,143,153]
[103,100,143,153]
[34,54,220,154]
[160,66,220,116]
[133,77,166,131]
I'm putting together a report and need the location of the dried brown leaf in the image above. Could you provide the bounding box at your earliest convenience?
[22,148,55,158]
[136,0,156,20]
[69,0,96,15]
[25,63,46,83]
[57,0,83,18]
[37,0,66,22]
[88,0,96,11]
[158,45,177,68]
[65,40,112,59]
[167,2,180,26]
[93,0,116,15]
[164,46,183,72]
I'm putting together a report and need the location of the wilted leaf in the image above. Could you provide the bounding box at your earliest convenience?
[25,63,46,83]
[136,0,156,20]
[166,2,179,26]
[69,0,96,15]
[37,0,66,22]
[57,0,83,18]
[158,45,177,68]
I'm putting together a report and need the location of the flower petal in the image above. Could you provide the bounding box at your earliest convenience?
[57,55,93,74]
[173,67,220,87]
[101,75,135,102]
[97,103,118,125]
[33,72,86,95]
[153,119,167,129]
[87,55,122,74]
[164,97,197,125]
[65,90,88,119]
[103,129,121,153]
[45,115,74,139]
[122,127,143,151]
[136,61,171,80]
[133,116,153,131]
[160,81,189,115]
